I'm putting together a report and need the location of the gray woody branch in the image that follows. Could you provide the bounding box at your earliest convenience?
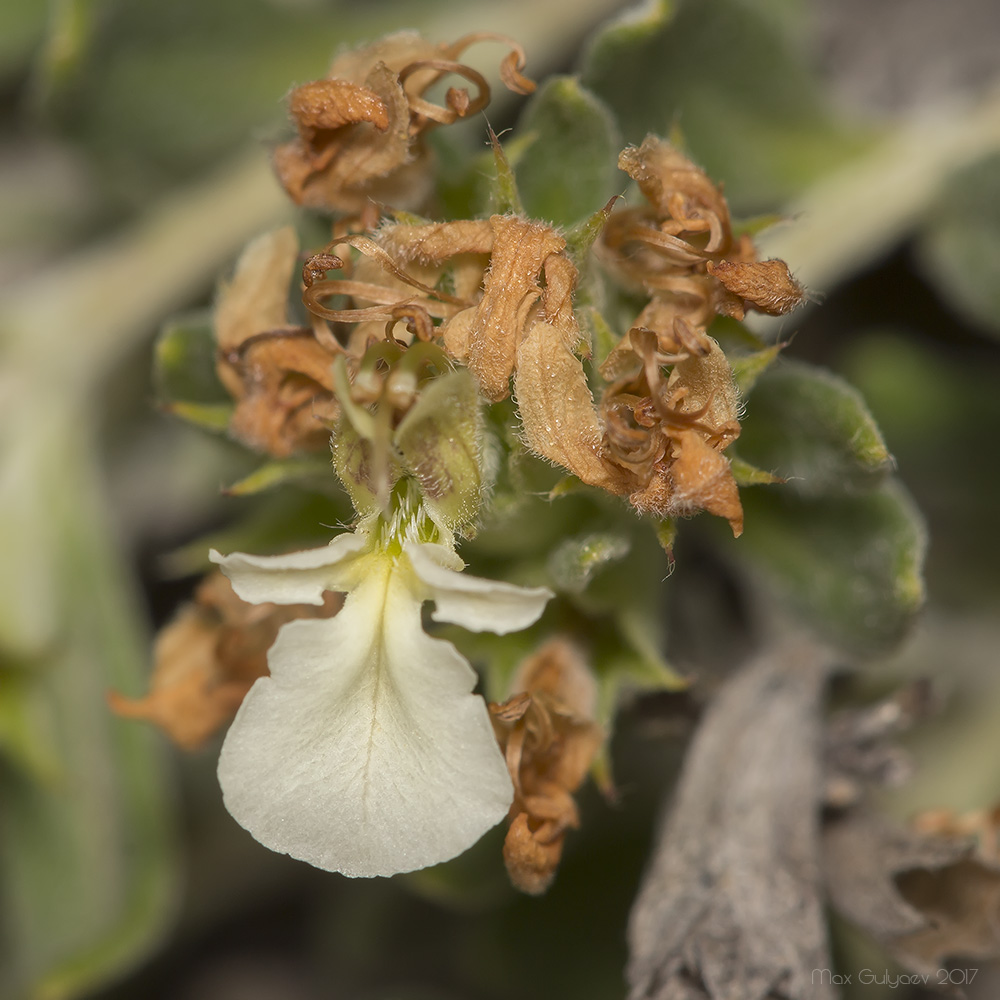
[627,636,836,1000]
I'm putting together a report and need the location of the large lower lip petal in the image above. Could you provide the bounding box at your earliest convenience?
[217,558,513,877]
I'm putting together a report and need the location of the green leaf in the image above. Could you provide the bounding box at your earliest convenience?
[0,669,61,786]
[0,0,47,75]
[547,532,631,594]
[161,400,234,433]
[580,0,864,211]
[223,455,336,497]
[738,481,926,655]
[516,76,621,227]
[154,313,229,406]
[738,360,894,496]
[29,0,104,111]
[0,412,175,1000]
[916,153,1000,337]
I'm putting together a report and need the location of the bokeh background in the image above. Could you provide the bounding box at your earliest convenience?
[2,1,1000,998]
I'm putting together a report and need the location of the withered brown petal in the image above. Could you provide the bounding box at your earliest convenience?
[511,638,596,719]
[108,602,246,750]
[111,574,341,749]
[618,136,730,246]
[215,227,298,355]
[628,431,743,536]
[516,320,631,493]
[665,336,742,447]
[288,79,389,138]
[227,334,340,456]
[666,430,744,536]
[825,811,1000,976]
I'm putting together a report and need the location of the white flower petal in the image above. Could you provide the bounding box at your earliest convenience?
[209,532,368,605]
[406,542,553,634]
[217,557,513,877]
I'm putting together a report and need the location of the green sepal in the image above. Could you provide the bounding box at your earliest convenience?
[516,76,621,229]
[732,212,786,239]
[729,454,783,487]
[547,532,631,594]
[739,360,894,496]
[579,304,619,367]
[738,481,926,655]
[395,369,484,535]
[728,343,783,395]
[707,314,767,352]
[331,414,383,519]
[652,517,678,575]
[485,128,525,216]
[565,197,620,266]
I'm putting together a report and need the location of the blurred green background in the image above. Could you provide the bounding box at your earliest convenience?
[2,1,1000,998]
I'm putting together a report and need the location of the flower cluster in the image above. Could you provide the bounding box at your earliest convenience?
[119,30,805,889]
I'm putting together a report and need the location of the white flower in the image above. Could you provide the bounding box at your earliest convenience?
[209,529,551,878]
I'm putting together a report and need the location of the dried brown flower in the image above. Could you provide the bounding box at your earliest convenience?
[490,639,603,894]
[515,276,746,533]
[514,135,805,535]
[109,572,341,749]
[215,227,341,456]
[303,214,576,403]
[273,32,534,214]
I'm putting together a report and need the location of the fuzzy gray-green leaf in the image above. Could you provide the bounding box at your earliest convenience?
[739,481,926,655]
[738,361,894,496]
[580,0,863,211]
[916,153,1000,338]
[516,76,620,228]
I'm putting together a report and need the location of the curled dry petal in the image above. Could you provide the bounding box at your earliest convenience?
[618,138,731,251]
[275,60,425,214]
[215,226,299,361]
[631,430,744,536]
[215,228,340,456]
[665,337,742,449]
[273,31,534,215]
[706,259,805,317]
[109,572,340,749]
[491,639,604,894]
